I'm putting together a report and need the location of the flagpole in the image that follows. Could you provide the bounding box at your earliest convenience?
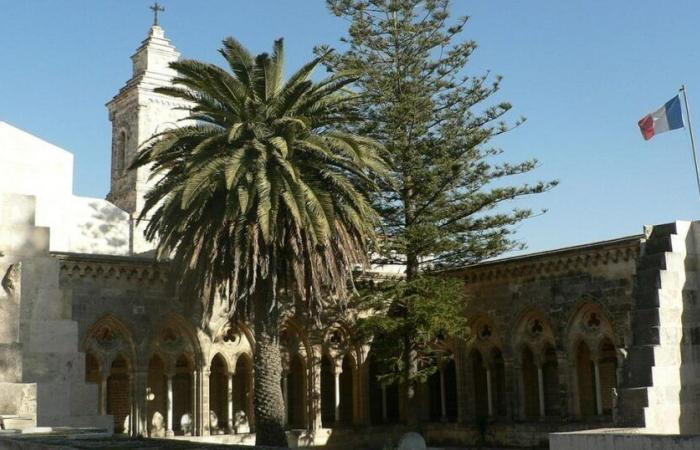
[680,85,700,199]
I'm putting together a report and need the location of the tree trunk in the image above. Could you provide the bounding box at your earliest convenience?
[253,283,287,447]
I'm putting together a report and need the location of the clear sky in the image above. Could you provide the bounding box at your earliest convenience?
[2,1,699,256]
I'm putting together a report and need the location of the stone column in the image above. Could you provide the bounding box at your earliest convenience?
[334,367,342,423]
[439,367,447,421]
[310,353,323,431]
[381,384,388,423]
[486,368,494,417]
[133,369,149,437]
[202,369,211,435]
[227,372,234,433]
[192,369,199,436]
[593,361,603,416]
[282,371,289,427]
[166,374,174,436]
[99,375,108,415]
[248,369,255,431]
[537,365,545,417]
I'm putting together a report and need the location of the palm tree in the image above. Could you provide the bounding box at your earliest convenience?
[131,38,385,446]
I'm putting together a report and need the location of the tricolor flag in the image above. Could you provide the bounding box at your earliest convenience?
[638,95,684,140]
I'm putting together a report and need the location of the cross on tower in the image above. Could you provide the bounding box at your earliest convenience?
[150,1,165,26]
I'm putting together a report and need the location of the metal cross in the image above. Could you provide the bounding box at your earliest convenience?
[150,1,165,26]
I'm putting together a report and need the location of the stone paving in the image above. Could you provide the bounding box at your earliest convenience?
[0,435,283,450]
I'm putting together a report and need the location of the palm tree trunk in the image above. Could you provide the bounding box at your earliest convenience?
[253,283,287,447]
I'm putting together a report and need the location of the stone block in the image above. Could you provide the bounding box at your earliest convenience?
[0,194,35,226]
[0,226,49,258]
[0,344,22,382]
[0,382,35,417]
[25,321,77,354]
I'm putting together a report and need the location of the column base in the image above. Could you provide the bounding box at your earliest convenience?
[166,430,175,437]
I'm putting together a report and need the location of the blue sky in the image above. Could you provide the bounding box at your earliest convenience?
[2,1,699,255]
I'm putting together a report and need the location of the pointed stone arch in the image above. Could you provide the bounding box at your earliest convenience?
[512,308,559,419]
[566,302,619,417]
[83,313,137,370]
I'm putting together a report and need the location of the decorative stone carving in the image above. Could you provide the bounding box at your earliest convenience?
[209,410,223,434]
[2,264,19,299]
[397,431,427,450]
[180,413,193,436]
[151,411,165,437]
[233,410,250,434]
[160,327,184,353]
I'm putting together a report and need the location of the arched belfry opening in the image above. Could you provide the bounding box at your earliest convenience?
[339,354,354,425]
[286,353,307,429]
[172,354,193,435]
[598,338,618,415]
[320,354,335,427]
[107,354,131,434]
[83,315,136,434]
[209,353,229,434]
[521,346,539,418]
[576,341,596,416]
[233,354,253,428]
[147,354,167,436]
[567,303,619,417]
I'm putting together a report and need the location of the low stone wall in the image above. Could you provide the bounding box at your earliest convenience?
[550,428,700,450]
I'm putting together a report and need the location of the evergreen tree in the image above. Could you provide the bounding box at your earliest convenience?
[322,0,557,422]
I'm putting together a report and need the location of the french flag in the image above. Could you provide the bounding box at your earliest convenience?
[638,95,684,140]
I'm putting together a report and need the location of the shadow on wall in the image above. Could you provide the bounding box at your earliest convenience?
[73,200,130,254]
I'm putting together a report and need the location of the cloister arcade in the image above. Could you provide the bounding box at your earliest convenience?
[81,302,623,438]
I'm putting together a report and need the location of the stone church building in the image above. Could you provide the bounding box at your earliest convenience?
[2,22,700,450]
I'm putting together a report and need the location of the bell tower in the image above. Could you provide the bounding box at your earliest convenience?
[106,21,190,215]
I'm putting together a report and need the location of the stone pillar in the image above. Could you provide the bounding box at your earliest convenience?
[556,351,570,419]
[99,375,108,415]
[334,368,342,423]
[453,348,466,423]
[537,365,545,417]
[310,353,323,431]
[133,369,149,437]
[192,370,200,436]
[166,374,174,436]
[248,369,255,431]
[381,384,388,423]
[486,368,494,417]
[439,367,447,421]
[202,369,211,435]
[282,371,289,427]
[227,372,234,433]
[594,361,603,416]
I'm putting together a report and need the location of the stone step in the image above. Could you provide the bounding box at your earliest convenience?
[0,415,36,431]
[0,225,50,257]
[38,414,113,433]
[0,193,36,227]
[633,287,683,310]
[614,386,648,427]
[0,344,22,382]
[0,382,36,417]
[25,321,79,354]
[23,351,86,386]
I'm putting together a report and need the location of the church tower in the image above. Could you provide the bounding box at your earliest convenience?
[106,20,190,215]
